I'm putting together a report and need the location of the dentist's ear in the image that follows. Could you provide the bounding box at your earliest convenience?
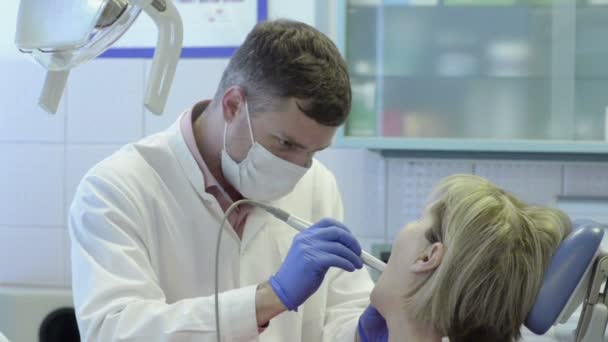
[222,86,247,123]
[410,243,445,274]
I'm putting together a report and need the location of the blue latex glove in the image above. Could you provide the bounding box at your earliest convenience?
[358,305,388,342]
[269,218,363,311]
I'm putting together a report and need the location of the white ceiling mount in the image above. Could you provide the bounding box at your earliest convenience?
[15,0,183,115]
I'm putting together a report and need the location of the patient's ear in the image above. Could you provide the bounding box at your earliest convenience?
[410,243,445,274]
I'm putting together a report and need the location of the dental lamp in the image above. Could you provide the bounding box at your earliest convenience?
[14,0,183,115]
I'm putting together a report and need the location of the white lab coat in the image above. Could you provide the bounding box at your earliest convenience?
[69,114,374,342]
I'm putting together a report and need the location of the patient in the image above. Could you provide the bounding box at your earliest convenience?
[371,174,571,342]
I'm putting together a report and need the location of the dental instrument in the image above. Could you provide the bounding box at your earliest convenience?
[214,199,386,342]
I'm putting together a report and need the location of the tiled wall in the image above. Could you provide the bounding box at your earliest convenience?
[316,154,608,252]
[312,156,579,253]
[1,58,148,288]
[4,67,608,288]
[0,0,316,288]
[2,1,608,290]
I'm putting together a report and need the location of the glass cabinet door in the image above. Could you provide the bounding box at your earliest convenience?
[343,0,608,145]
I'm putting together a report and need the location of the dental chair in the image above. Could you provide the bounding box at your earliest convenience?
[526,219,608,341]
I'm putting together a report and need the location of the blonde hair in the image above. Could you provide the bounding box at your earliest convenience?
[403,174,571,342]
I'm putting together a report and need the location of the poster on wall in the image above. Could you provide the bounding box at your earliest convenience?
[101,0,267,58]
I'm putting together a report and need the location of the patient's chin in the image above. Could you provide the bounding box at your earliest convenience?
[370,283,382,310]
[371,252,414,317]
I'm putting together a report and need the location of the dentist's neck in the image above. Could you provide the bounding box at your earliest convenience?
[194,100,232,192]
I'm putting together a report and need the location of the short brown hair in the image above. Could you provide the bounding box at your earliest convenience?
[404,174,571,341]
[215,19,351,126]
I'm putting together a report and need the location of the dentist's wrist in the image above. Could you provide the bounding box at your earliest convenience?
[255,281,287,329]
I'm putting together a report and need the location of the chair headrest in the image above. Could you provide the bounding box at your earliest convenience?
[525,220,605,334]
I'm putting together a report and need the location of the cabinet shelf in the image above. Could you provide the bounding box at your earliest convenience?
[339,0,608,154]
[335,136,608,154]
[351,74,608,81]
[348,1,608,9]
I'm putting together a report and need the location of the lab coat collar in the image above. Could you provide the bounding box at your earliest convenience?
[167,110,273,248]
[240,206,269,253]
[168,110,216,204]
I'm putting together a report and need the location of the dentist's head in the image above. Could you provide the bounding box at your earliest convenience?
[200,20,351,201]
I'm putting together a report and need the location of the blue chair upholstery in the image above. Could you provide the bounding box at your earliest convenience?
[525,220,605,335]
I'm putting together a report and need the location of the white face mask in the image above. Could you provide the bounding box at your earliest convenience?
[221,101,309,201]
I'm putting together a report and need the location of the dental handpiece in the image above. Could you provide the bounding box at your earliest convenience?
[260,204,386,272]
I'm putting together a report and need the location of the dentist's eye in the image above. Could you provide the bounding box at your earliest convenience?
[278,138,295,149]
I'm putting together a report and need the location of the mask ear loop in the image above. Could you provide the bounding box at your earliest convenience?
[223,100,255,152]
[223,122,228,151]
[244,101,255,145]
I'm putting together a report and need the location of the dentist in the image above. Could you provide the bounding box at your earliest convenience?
[69,19,387,342]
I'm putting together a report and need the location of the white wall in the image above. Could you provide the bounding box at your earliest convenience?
[0,2,24,61]
[0,0,320,288]
[2,0,608,288]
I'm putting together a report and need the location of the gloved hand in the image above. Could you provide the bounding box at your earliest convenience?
[269,218,363,311]
[358,305,388,342]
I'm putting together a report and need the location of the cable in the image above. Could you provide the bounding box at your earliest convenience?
[214,199,268,342]
[214,199,386,341]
